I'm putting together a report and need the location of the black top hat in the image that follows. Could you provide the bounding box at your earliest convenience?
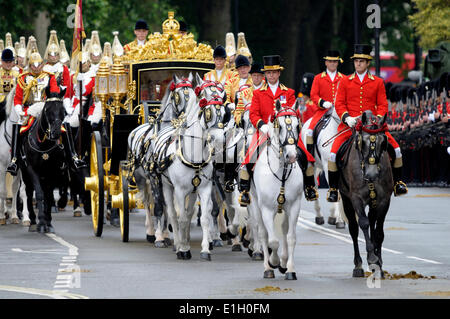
[249,62,264,74]
[262,55,284,71]
[179,21,188,32]
[135,19,149,30]
[213,45,227,59]
[235,55,250,69]
[1,49,14,62]
[300,72,315,96]
[323,50,343,63]
[350,44,373,60]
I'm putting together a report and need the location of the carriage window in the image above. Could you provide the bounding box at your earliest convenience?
[138,69,207,102]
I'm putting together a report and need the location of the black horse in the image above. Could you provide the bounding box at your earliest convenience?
[339,111,393,278]
[20,87,68,233]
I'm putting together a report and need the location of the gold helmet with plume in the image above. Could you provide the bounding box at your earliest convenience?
[44,30,61,59]
[59,39,70,64]
[102,41,113,66]
[89,30,102,57]
[225,32,236,58]
[112,31,124,57]
[5,32,15,57]
[237,32,251,60]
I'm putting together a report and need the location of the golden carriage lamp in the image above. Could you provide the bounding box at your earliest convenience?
[95,59,110,122]
[109,55,128,113]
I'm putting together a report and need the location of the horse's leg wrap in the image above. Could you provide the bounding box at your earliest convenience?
[6,124,21,176]
[62,123,87,169]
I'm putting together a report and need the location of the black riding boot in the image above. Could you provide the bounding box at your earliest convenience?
[238,169,251,207]
[62,123,87,169]
[302,165,318,201]
[327,169,340,202]
[393,165,408,196]
[6,124,21,176]
[306,141,315,159]
[224,163,235,193]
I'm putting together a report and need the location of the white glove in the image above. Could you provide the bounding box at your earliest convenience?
[259,124,269,136]
[345,116,357,128]
[323,101,333,109]
[76,73,84,82]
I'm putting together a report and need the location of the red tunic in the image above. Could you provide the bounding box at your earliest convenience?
[302,100,319,124]
[308,71,344,129]
[247,82,314,164]
[14,72,60,108]
[331,72,398,154]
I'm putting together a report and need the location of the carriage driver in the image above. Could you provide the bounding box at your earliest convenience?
[238,55,318,206]
[6,51,86,176]
[326,44,408,202]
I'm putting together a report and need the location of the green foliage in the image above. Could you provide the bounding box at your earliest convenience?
[409,0,450,49]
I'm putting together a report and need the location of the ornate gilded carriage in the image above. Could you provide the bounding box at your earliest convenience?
[84,12,214,241]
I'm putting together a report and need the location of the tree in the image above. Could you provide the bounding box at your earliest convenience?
[409,0,450,49]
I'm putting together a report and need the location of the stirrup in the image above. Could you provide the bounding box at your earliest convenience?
[327,188,339,202]
[394,181,408,196]
[305,186,319,201]
[224,180,235,193]
[238,191,250,207]
[73,156,87,169]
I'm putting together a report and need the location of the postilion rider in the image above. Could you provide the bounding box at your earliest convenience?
[326,44,408,202]
[238,55,319,206]
[6,51,86,176]
[305,50,344,156]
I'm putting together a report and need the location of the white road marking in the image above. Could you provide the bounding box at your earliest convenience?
[298,209,442,265]
[45,233,86,296]
[0,285,88,299]
[11,248,66,254]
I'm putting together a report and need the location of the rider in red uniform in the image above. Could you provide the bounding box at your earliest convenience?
[305,50,344,156]
[238,55,318,206]
[326,44,408,202]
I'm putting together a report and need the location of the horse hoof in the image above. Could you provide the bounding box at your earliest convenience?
[328,217,337,225]
[213,239,223,247]
[209,242,214,251]
[232,244,242,252]
[28,224,37,232]
[176,251,183,260]
[37,224,47,234]
[154,240,167,248]
[0,218,6,225]
[181,251,192,260]
[163,238,172,246]
[73,211,82,217]
[264,270,275,279]
[247,248,254,258]
[353,268,365,278]
[58,208,65,212]
[242,238,250,248]
[22,220,31,227]
[315,217,324,225]
[285,272,297,280]
[252,252,264,261]
[336,222,346,229]
[278,266,288,274]
[11,218,20,224]
[200,252,211,261]
[47,225,55,234]
[220,232,228,241]
[146,235,156,243]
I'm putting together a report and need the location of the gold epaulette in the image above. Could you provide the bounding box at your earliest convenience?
[260,82,268,91]
[280,83,288,91]
[338,72,344,78]
[321,72,326,78]
[349,73,356,80]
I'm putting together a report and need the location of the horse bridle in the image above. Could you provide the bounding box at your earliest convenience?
[198,95,230,129]
[39,97,64,142]
[159,79,193,120]
[271,107,300,149]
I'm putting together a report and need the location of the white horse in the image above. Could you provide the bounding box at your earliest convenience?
[300,107,345,228]
[158,89,228,260]
[0,88,30,226]
[250,100,303,280]
[128,74,196,247]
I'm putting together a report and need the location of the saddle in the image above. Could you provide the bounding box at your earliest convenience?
[336,135,354,170]
[312,111,332,160]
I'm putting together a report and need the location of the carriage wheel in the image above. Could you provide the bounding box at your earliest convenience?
[119,162,129,243]
[85,131,104,237]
